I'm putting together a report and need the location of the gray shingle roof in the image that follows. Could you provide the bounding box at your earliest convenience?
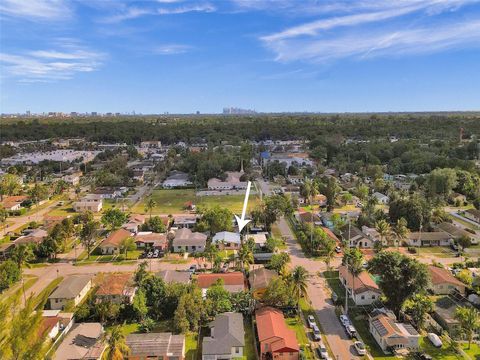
[202,312,244,355]
[49,275,92,299]
[126,333,185,357]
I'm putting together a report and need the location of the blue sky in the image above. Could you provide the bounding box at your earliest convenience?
[1,0,480,114]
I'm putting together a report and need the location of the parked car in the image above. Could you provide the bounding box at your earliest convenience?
[354,341,366,355]
[413,352,433,360]
[427,333,443,348]
[188,265,197,274]
[316,344,328,359]
[331,292,338,303]
[221,263,229,273]
[312,324,321,341]
[345,325,357,339]
[335,246,342,253]
[339,315,350,327]
[307,315,316,328]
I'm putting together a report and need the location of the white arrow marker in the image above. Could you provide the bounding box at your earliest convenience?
[235,181,252,232]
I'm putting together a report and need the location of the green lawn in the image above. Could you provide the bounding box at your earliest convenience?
[285,316,314,360]
[461,343,480,360]
[417,246,456,258]
[131,189,260,214]
[185,332,198,360]
[243,318,256,360]
[419,336,466,360]
[323,271,355,307]
[0,276,38,306]
[448,215,480,230]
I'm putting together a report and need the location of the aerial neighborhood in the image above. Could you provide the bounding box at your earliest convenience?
[0,115,479,360]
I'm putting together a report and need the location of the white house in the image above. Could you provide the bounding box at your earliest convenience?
[163,171,193,188]
[172,228,207,253]
[73,197,103,213]
[212,231,241,250]
[372,192,390,204]
[407,232,453,247]
[369,312,420,352]
[338,266,382,305]
[48,275,92,310]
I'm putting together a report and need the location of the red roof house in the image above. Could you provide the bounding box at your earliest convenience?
[196,272,246,294]
[255,307,299,360]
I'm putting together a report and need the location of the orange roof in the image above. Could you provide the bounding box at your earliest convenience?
[1,195,28,208]
[96,273,134,296]
[196,272,245,289]
[255,307,299,353]
[101,229,131,247]
[338,266,380,294]
[322,227,340,242]
[428,266,465,288]
[38,316,59,338]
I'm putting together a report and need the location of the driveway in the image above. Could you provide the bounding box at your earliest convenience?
[276,217,361,360]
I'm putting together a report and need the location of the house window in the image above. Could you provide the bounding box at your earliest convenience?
[235,347,240,354]
[372,295,376,299]
[361,295,365,300]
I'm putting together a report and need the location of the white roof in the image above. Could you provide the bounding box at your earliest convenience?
[212,231,241,245]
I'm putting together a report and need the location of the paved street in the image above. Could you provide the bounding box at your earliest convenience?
[277,217,361,360]
[2,200,61,235]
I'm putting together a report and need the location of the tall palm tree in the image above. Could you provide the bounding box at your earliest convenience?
[455,307,480,349]
[392,217,409,248]
[375,219,392,247]
[288,266,309,305]
[323,238,336,272]
[11,244,35,269]
[343,248,364,313]
[104,326,130,360]
[144,197,157,220]
[237,242,254,272]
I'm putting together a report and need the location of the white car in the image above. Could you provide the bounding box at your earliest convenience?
[316,344,328,359]
[345,325,357,339]
[339,315,350,327]
[307,315,316,328]
[312,324,321,341]
[354,341,366,355]
[427,333,443,348]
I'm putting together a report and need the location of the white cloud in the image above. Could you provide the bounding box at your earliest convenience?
[0,0,71,20]
[0,43,105,82]
[266,19,480,63]
[154,44,193,55]
[260,0,480,63]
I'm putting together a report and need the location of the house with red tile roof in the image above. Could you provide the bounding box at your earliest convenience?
[98,229,131,255]
[428,266,466,295]
[339,265,381,305]
[1,195,28,211]
[255,307,299,360]
[95,273,137,304]
[196,272,246,295]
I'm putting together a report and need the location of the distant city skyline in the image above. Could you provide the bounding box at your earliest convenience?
[1,0,480,113]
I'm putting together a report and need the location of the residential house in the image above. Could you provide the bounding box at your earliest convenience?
[311,194,327,206]
[132,169,145,183]
[99,229,131,255]
[436,222,478,244]
[361,225,382,244]
[14,228,48,246]
[249,267,277,299]
[202,312,245,360]
[428,266,466,295]
[450,192,467,206]
[54,323,105,360]
[369,312,420,352]
[173,215,197,229]
[95,273,137,304]
[123,214,146,233]
[407,232,453,247]
[287,175,303,185]
[92,188,121,199]
[1,195,28,211]
[73,196,103,213]
[297,212,322,226]
[62,172,81,186]
[38,316,61,340]
[0,242,14,260]
[339,266,382,305]
[246,232,268,250]
[126,333,185,360]
[256,307,299,360]
[156,270,191,285]
[197,272,246,295]
[207,171,248,191]
[341,226,373,248]
[172,228,207,253]
[372,192,389,204]
[49,274,93,310]
[433,296,463,335]
[163,171,193,188]
[464,209,480,224]
[134,232,168,252]
[212,231,241,250]
[43,215,72,229]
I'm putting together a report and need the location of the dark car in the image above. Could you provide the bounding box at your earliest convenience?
[413,352,433,360]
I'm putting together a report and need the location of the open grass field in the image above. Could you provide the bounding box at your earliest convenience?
[131,189,261,214]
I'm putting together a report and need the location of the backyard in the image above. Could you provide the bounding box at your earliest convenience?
[131,189,261,214]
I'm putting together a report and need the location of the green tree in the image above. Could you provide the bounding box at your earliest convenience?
[318,176,340,212]
[11,244,34,268]
[267,252,290,275]
[237,242,253,272]
[80,220,99,259]
[134,261,149,286]
[375,219,392,247]
[342,248,364,311]
[454,307,480,349]
[144,216,166,233]
[132,289,148,321]
[120,236,136,259]
[287,266,309,305]
[262,277,294,308]
[197,206,233,233]
[101,209,128,231]
[457,235,472,252]
[104,325,130,360]
[0,174,22,200]
[0,260,21,291]
[206,280,232,317]
[368,252,431,316]
[144,197,157,220]
[403,294,434,330]
[392,217,409,248]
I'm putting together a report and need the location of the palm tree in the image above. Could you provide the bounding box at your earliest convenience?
[144,197,157,220]
[11,244,35,269]
[392,217,409,248]
[323,238,336,271]
[120,236,136,260]
[237,242,254,272]
[343,248,364,313]
[104,325,130,360]
[455,307,480,349]
[375,219,392,247]
[288,266,309,305]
